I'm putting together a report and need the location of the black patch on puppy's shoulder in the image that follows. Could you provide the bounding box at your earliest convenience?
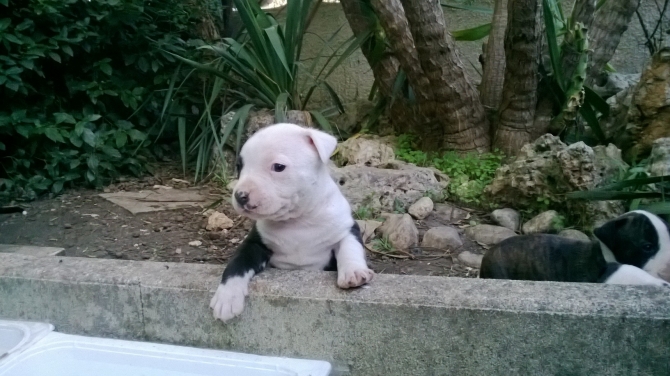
[350,221,363,245]
[221,224,272,283]
[323,249,337,271]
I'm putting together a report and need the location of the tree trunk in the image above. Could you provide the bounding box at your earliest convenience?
[494,0,543,155]
[397,0,490,152]
[340,0,400,96]
[586,0,640,86]
[479,0,509,122]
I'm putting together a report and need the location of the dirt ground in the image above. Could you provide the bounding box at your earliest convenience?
[0,164,485,278]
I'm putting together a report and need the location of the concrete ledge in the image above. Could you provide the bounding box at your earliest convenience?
[1,253,669,375]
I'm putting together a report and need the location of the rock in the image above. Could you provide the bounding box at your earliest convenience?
[408,197,434,220]
[624,48,670,161]
[591,73,640,99]
[336,135,395,167]
[421,226,462,249]
[64,223,72,229]
[558,229,590,242]
[464,225,516,245]
[377,213,418,249]
[424,203,469,227]
[491,208,520,231]
[522,210,564,234]
[485,134,627,229]
[356,219,383,243]
[206,211,234,231]
[331,161,448,213]
[458,251,484,268]
[648,138,670,177]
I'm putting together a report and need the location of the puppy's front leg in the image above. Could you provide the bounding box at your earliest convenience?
[210,226,272,322]
[335,223,374,288]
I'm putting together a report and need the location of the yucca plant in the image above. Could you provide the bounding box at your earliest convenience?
[567,166,670,215]
[161,0,368,181]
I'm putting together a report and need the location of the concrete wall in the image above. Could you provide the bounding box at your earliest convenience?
[1,252,669,375]
[292,0,667,109]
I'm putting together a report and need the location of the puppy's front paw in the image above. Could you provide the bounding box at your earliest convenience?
[209,278,248,322]
[337,267,374,289]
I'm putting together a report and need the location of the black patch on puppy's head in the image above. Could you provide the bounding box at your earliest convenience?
[594,212,661,268]
[235,156,244,179]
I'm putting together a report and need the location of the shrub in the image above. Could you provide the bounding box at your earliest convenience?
[0,0,202,201]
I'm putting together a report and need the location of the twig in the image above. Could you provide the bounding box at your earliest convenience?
[364,244,410,259]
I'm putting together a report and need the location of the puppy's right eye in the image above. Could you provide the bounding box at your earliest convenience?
[272,163,286,172]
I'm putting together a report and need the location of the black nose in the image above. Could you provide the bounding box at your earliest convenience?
[234,191,249,206]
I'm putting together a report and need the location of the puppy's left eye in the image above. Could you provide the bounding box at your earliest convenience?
[272,163,286,172]
[642,243,655,253]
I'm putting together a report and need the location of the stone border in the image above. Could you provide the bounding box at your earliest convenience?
[1,252,669,375]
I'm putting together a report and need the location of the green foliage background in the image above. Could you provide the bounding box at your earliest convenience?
[0,0,202,201]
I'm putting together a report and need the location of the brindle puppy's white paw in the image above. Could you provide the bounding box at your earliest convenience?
[209,277,249,322]
[337,267,374,289]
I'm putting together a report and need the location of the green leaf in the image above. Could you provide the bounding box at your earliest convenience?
[5,66,22,75]
[85,114,102,122]
[19,59,34,70]
[584,86,610,117]
[128,129,146,142]
[48,52,61,63]
[70,134,83,147]
[52,180,64,194]
[594,175,670,191]
[115,131,127,148]
[5,80,19,91]
[452,23,491,41]
[4,34,22,44]
[0,141,4,150]
[82,129,97,147]
[542,0,564,91]
[100,63,112,75]
[44,128,65,143]
[309,110,333,133]
[87,154,99,170]
[62,45,73,57]
[322,81,345,114]
[275,92,289,123]
[0,18,10,31]
[638,202,670,215]
[102,146,122,159]
[440,1,493,14]
[578,103,606,143]
[54,112,76,124]
[566,191,662,200]
[86,170,95,182]
[70,159,80,169]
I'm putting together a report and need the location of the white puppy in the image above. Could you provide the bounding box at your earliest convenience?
[210,123,374,322]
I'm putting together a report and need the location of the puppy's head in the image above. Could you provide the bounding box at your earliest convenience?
[594,210,670,279]
[231,123,337,221]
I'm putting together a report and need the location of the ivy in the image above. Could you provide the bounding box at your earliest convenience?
[0,0,202,201]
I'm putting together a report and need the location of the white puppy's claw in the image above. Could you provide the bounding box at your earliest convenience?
[210,277,249,322]
[337,267,375,289]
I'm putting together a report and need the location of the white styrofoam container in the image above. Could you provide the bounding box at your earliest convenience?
[0,320,331,376]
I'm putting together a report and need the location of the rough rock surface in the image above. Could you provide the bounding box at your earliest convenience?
[336,135,396,167]
[558,229,591,242]
[408,197,434,220]
[522,210,563,234]
[491,208,520,231]
[592,73,640,99]
[206,211,234,231]
[331,161,448,213]
[377,213,418,249]
[421,226,462,249]
[624,48,670,161]
[464,225,516,245]
[485,134,627,228]
[648,138,670,177]
[458,251,484,268]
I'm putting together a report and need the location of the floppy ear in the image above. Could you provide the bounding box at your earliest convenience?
[306,128,337,164]
[594,216,628,244]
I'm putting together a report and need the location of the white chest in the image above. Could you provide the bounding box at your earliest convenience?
[258,220,349,270]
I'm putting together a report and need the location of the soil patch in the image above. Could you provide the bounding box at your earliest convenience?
[0,166,487,278]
